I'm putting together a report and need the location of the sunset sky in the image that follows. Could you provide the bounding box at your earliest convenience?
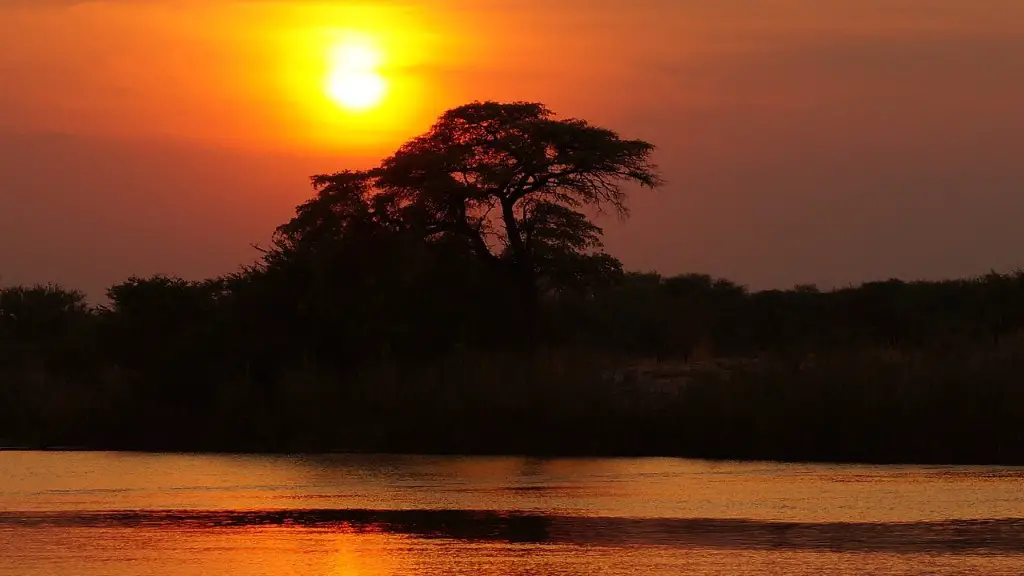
[2,0,1024,297]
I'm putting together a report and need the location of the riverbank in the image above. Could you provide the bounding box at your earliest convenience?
[4,339,1023,465]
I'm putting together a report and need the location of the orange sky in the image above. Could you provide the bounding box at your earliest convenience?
[2,0,1024,296]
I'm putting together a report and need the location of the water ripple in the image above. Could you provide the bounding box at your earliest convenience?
[2,509,1023,553]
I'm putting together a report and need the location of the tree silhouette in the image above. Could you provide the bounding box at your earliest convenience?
[275,101,661,337]
[0,284,92,373]
[9,99,1024,462]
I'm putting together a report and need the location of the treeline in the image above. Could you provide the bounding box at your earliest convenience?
[586,271,1024,358]
[3,269,1024,462]
[2,100,1023,463]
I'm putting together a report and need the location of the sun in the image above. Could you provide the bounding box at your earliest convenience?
[324,37,387,112]
[327,70,385,111]
[273,16,431,151]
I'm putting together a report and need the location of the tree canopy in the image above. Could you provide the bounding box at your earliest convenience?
[269,101,661,334]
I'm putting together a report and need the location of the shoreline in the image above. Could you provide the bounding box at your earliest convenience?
[4,446,1024,467]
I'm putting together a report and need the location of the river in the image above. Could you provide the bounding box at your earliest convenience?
[1,452,1023,575]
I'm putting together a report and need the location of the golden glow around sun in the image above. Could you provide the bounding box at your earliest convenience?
[271,7,440,153]
[325,37,387,111]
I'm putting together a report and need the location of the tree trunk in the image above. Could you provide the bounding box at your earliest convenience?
[500,198,540,346]
[515,265,540,345]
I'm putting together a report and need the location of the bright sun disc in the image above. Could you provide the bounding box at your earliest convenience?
[325,38,387,111]
[327,70,385,110]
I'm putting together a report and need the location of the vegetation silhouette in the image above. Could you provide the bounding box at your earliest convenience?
[267,101,660,341]
[2,101,1024,464]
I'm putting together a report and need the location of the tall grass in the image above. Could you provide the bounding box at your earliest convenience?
[4,331,1024,463]
[663,336,1024,464]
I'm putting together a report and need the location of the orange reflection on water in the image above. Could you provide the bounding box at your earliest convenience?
[5,522,1024,576]
[4,452,1024,523]
[2,453,1024,575]
[0,525,404,576]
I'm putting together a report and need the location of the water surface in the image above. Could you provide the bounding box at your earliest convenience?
[1,452,1022,575]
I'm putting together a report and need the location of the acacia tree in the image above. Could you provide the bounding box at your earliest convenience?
[273,101,661,335]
